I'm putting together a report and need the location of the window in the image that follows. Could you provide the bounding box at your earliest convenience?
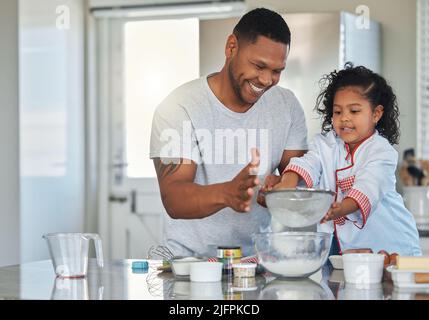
[124,18,199,177]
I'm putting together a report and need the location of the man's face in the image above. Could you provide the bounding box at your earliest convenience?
[227,35,288,108]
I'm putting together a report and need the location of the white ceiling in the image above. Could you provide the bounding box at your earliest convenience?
[89,0,243,9]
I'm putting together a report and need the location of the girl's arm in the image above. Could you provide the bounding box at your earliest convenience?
[339,143,398,229]
[273,171,300,189]
[262,135,326,194]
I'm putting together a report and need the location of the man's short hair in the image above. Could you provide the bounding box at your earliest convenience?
[233,8,291,46]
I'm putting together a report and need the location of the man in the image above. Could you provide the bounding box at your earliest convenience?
[150,8,307,257]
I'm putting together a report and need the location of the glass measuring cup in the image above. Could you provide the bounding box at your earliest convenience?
[51,277,89,300]
[43,233,104,278]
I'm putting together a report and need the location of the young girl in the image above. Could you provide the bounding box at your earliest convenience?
[275,63,421,256]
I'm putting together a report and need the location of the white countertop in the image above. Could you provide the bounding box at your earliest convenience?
[0,259,426,300]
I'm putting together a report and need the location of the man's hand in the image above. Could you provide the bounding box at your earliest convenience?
[256,174,281,208]
[225,148,260,212]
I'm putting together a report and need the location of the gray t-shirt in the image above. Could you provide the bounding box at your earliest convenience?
[150,76,308,257]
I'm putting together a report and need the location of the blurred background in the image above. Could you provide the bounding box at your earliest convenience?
[1,0,428,267]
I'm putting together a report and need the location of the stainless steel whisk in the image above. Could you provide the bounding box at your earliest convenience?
[147,245,175,260]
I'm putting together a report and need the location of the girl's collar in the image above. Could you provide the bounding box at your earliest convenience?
[340,130,378,161]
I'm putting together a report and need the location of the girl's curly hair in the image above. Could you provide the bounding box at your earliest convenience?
[315,62,400,145]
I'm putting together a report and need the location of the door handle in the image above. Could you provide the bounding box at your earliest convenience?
[131,190,136,213]
[111,162,129,168]
[109,195,128,203]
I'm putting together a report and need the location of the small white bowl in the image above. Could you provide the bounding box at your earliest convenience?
[386,265,429,289]
[340,283,383,300]
[343,253,384,284]
[190,281,223,299]
[171,257,205,277]
[190,262,223,282]
[329,255,343,270]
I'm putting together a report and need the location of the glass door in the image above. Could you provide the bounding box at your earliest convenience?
[100,16,199,259]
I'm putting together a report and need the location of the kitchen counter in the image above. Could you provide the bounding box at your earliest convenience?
[0,259,427,300]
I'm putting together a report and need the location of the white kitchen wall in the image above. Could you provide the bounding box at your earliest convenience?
[199,18,237,77]
[0,0,20,267]
[19,0,86,263]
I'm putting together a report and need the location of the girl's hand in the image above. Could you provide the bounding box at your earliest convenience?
[320,198,359,224]
[256,171,300,208]
[274,171,300,189]
[320,202,342,223]
[257,174,281,207]
[263,174,282,192]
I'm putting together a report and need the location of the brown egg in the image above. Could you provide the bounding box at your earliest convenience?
[377,250,390,267]
[389,253,399,266]
[343,248,373,254]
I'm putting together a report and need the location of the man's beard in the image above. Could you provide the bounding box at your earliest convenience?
[228,61,246,104]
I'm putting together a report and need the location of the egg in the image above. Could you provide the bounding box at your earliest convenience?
[377,250,390,267]
[389,253,399,266]
[343,248,373,254]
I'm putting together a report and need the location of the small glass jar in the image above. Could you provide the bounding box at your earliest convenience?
[217,246,242,274]
[232,263,257,278]
[232,276,257,292]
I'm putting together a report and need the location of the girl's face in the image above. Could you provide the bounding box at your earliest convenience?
[332,86,384,151]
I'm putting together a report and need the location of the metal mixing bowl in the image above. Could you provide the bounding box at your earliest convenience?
[253,231,332,278]
[264,188,335,228]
